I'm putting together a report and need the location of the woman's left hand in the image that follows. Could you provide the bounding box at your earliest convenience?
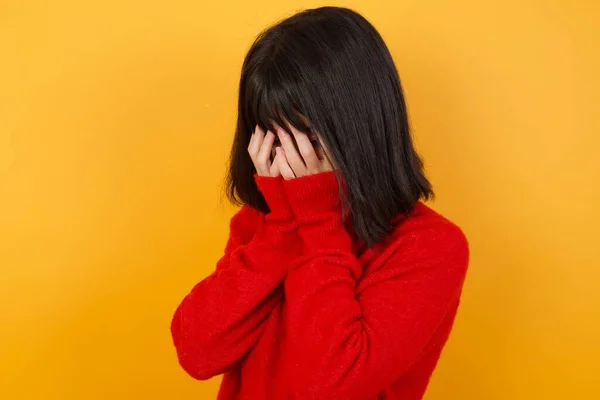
[274,125,333,180]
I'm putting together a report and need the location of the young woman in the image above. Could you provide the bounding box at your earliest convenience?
[171,6,469,400]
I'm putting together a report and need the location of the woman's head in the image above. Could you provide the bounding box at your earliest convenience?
[225,6,433,246]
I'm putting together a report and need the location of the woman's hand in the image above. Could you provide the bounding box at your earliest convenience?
[248,125,282,177]
[274,125,333,180]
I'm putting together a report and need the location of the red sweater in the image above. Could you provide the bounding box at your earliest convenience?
[171,171,469,400]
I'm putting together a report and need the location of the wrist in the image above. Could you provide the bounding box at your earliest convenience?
[254,173,295,222]
[281,170,342,222]
[281,170,354,252]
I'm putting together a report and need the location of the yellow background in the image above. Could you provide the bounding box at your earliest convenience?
[1,0,598,399]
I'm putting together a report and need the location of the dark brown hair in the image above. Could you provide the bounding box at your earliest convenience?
[224,6,433,247]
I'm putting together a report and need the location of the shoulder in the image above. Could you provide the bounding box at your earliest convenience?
[228,204,264,246]
[387,202,469,277]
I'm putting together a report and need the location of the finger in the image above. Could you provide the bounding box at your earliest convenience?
[289,125,320,172]
[247,125,265,159]
[269,161,280,177]
[257,130,276,169]
[247,126,256,153]
[314,139,334,171]
[276,147,295,180]
[315,144,325,161]
[320,153,334,171]
[277,127,306,177]
[269,148,281,177]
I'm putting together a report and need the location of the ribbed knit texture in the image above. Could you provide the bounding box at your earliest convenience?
[171,170,469,400]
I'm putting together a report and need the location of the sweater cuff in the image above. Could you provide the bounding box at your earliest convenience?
[254,174,294,222]
[281,170,342,222]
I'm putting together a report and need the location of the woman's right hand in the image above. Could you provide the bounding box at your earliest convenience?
[248,125,281,177]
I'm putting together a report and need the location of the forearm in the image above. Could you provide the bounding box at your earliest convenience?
[172,175,300,380]
[280,171,468,399]
[283,211,372,397]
